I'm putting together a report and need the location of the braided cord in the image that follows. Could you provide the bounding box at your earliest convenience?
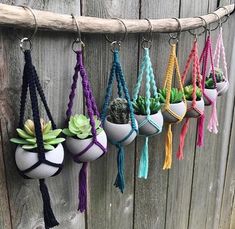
[208,36,217,88]
[220,30,228,80]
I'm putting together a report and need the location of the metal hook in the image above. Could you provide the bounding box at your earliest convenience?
[104,17,128,50]
[168,17,181,46]
[17,5,38,51]
[188,16,207,37]
[142,18,153,49]
[71,14,85,52]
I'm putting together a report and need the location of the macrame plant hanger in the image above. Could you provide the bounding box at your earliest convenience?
[65,15,107,212]
[162,19,186,169]
[211,12,229,95]
[199,18,218,134]
[101,19,138,192]
[177,26,206,159]
[132,19,162,179]
[17,6,62,229]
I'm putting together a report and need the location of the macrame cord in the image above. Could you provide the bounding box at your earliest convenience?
[200,34,218,134]
[66,50,107,212]
[101,49,137,192]
[177,39,204,159]
[162,44,186,169]
[18,50,62,229]
[132,48,162,178]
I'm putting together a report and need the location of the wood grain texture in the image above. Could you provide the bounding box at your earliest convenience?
[82,0,140,229]
[0,3,234,34]
[0,0,85,228]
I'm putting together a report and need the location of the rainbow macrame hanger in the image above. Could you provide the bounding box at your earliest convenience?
[132,19,162,179]
[162,18,186,169]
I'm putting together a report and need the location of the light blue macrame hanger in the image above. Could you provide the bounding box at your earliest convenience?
[132,24,162,179]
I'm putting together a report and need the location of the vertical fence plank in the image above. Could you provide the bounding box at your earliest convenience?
[81,0,140,229]
[133,1,180,229]
[0,1,85,228]
[164,1,209,229]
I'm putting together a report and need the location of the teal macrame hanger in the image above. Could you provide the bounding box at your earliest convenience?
[132,19,163,179]
[101,19,138,192]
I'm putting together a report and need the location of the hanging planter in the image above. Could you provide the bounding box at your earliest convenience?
[9,7,64,227]
[132,30,163,179]
[159,23,187,169]
[209,26,229,96]
[176,37,205,159]
[101,26,138,192]
[200,33,219,133]
[63,26,107,212]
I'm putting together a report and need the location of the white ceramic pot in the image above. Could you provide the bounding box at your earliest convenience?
[162,101,187,123]
[135,111,164,136]
[216,80,229,96]
[204,88,217,106]
[15,143,64,179]
[66,130,107,162]
[103,117,138,146]
[185,98,205,118]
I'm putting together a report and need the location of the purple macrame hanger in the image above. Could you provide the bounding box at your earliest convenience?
[65,15,107,212]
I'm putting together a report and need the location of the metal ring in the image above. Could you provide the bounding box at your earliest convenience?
[17,5,38,41]
[20,37,32,52]
[219,6,230,24]
[110,41,121,53]
[208,12,220,31]
[141,40,152,49]
[211,12,222,28]
[168,17,181,45]
[104,18,128,43]
[71,14,85,52]
[188,16,207,36]
[142,18,153,43]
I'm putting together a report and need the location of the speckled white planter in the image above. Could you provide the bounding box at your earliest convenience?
[185,98,205,118]
[162,101,187,123]
[104,117,138,146]
[204,88,217,106]
[135,111,164,136]
[66,130,107,162]
[15,143,64,179]
[216,80,229,96]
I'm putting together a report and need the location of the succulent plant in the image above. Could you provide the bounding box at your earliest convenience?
[208,67,224,83]
[63,114,103,139]
[108,98,130,124]
[158,88,184,104]
[184,85,202,101]
[10,119,65,151]
[132,96,162,115]
[205,78,216,89]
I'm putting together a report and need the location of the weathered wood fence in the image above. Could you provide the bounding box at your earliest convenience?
[0,0,235,229]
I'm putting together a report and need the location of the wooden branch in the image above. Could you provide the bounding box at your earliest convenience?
[0,3,234,34]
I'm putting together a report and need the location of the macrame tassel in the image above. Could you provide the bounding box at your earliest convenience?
[197,113,205,147]
[114,144,125,193]
[39,179,59,229]
[176,118,190,160]
[207,100,218,134]
[78,162,88,212]
[163,124,172,170]
[138,137,149,179]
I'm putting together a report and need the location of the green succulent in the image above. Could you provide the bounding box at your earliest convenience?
[208,67,224,83]
[184,85,202,101]
[108,98,130,124]
[205,78,216,89]
[10,119,65,151]
[158,88,184,104]
[63,114,103,139]
[132,96,162,115]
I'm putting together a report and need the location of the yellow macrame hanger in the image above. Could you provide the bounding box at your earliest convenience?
[162,18,186,170]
